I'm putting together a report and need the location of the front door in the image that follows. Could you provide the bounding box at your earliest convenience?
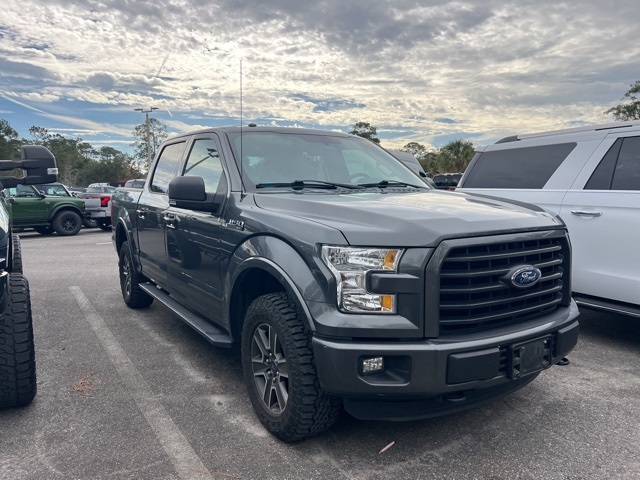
[9,185,48,225]
[560,135,640,305]
[164,136,227,318]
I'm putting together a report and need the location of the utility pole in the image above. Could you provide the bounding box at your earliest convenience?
[134,107,158,166]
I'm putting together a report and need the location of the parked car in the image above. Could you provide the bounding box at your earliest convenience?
[388,150,436,187]
[67,186,87,197]
[78,183,116,230]
[432,172,463,190]
[124,178,146,188]
[0,145,58,408]
[457,120,640,318]
[3,183,86,236]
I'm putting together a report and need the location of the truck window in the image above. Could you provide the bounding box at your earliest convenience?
[611,136,640,190]
[150,142,187,193]
[14,185,39,197]
[463,143,576,188]
[585,139,622,190]
[183,139,224,193]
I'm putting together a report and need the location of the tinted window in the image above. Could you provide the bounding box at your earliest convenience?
[183,139,224,193]
[463,143,576,188]
[12,185,39,197]
[150,142,186,193]
[433,173,462,189]
[585,139,622,190]
[611,136,640,190]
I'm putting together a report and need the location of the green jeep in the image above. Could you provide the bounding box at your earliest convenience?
[4,184,86,236]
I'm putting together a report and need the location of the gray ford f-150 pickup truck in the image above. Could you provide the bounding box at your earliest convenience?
[112,125,579,442]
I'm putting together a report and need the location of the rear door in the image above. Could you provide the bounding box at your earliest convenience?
[560,135,640,304]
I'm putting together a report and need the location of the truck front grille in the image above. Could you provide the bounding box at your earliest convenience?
[438,235,568,334]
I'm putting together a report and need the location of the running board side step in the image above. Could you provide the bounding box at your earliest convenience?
[139,282,233,348]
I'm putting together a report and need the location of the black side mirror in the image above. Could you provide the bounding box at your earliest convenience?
[0,146,58,189]
[168,176,221,213]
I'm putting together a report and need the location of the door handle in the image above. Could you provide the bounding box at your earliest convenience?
[136,209,146,219]
[163,213,178,228]
[571,209,602,217]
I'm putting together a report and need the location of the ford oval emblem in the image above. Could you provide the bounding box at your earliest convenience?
[510,266,542,288]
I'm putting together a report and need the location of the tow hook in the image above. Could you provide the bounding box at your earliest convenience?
[556,357,570,366]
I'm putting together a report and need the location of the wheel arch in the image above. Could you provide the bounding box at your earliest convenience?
[114,219,141,272]
[48,204,83,221]
[228,237,323,342]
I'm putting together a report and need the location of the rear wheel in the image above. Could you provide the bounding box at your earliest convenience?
[241,292,342,442]
[0,273,37,409]
[52,211,82,236]
[119,241,153,308]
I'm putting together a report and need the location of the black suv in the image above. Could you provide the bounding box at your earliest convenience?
[0,145,58,408]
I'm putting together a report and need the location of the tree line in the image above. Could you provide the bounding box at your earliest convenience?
[349,121,474,175]
[0,118,164,187]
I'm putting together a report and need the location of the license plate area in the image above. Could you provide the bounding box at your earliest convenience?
[509,335,552,379]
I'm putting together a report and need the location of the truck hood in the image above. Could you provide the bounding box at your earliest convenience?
[253,189,564,246]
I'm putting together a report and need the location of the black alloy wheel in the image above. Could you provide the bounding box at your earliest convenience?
[250,322,290,415]
[118,241,153,308]
[241,292,342,442]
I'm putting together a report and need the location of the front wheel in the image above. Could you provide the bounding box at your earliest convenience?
[52,211,82,236]
[119,241,153,308]
[0,273,37,408]
[241,292,342,442]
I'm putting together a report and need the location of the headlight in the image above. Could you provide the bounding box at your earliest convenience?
[321,246,403,313]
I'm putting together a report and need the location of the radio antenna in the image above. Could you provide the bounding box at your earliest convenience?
[239,59,246,198]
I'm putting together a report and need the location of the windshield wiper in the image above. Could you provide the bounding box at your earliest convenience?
[357,180,425,189]
[256,180,365,190]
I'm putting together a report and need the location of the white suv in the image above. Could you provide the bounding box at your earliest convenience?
[457,120,640,318]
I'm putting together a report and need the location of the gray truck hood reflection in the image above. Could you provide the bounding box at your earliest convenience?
[253,190,562,246]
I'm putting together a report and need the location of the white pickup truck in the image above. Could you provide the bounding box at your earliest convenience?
[79,183,116,230]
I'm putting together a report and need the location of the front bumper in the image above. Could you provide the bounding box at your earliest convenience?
[312,301,579,420]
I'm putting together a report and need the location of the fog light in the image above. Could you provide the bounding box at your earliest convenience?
[361,356,384,375]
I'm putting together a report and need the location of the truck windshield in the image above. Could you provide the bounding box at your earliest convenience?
[228,131,426,191]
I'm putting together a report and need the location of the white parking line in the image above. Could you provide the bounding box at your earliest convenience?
[70,286,208,480]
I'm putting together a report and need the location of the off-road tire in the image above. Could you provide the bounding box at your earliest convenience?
[119,241,153,308]
[11,234,23,274]
[0,273,37,408]
[34,226,54,235]
[52,211,82,236]
[241,292,342,442]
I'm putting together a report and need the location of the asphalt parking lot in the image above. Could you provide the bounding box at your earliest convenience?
[2,228,639,480]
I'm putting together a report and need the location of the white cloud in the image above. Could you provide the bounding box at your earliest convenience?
[1,0,639,149]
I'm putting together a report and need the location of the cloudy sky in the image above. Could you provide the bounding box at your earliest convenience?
[1,0,638,153]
